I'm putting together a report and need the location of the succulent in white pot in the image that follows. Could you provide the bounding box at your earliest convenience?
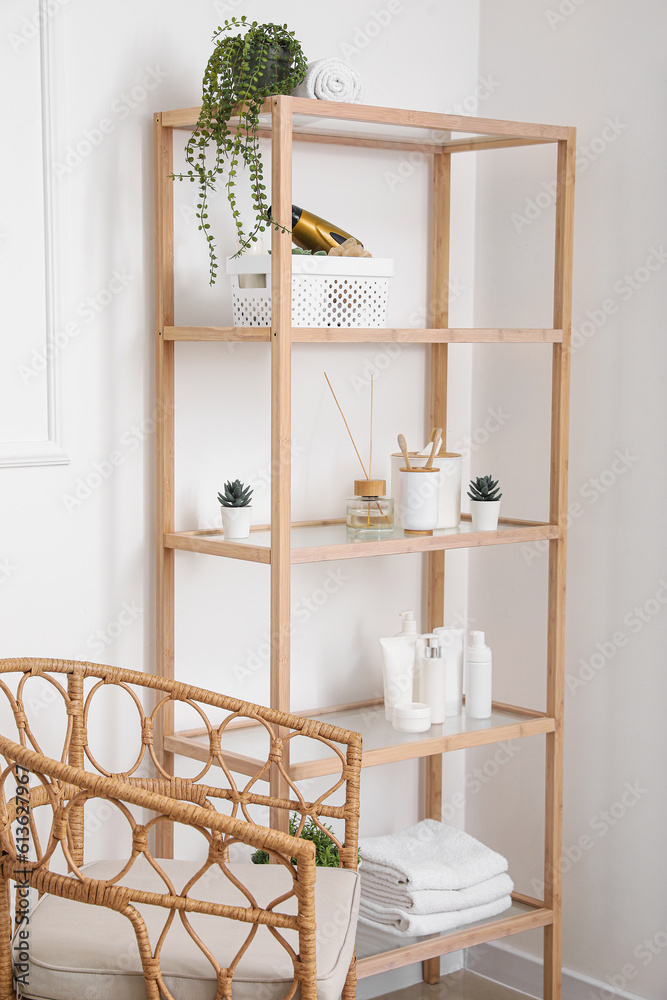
[467,475,502,531]
[218,479,253,539]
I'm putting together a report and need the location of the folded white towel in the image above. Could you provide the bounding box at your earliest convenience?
[293,59,363,103]
[358,820,508,891]
[359,894,513,936]
[360,870,513,914]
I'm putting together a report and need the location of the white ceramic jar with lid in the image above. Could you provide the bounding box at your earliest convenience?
[392,702,431,733]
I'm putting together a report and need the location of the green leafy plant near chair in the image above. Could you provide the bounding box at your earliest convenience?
[251,814,345,868]
[172,17,307,284]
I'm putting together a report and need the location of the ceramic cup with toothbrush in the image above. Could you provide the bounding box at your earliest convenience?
[397,433,441,534]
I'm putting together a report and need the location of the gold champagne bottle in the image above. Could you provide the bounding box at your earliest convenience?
[268,204,362,253]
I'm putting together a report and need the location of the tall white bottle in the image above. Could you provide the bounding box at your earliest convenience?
[421,635,446,725]
[434,626,464,716]
[380,611,419,720]
[396,611,419,703]
[466,630,492,719]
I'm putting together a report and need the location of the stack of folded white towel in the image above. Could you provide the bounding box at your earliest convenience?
[358,819,513,937]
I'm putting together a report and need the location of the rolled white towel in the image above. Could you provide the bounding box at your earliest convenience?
[359,894,513,937]
[358,819,508,891]
[360,870,513,914]
[293,59,363,103]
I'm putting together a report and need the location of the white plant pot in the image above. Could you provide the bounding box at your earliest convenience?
[220,506,252,540]
[470,500,500,531]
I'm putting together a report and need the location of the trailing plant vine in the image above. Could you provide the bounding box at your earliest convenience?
[172,17,307,284]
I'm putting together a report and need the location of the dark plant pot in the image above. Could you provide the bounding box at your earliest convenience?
[231,42,292,96]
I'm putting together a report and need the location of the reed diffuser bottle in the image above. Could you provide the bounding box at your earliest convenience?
[325,371,394,540]
[346,479,394,538]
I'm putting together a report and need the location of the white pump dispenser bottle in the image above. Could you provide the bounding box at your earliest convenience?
[380,611,419,721]
[394,610,418,638]
[466,630,492,719]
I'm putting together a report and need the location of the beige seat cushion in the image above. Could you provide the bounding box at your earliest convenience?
[19,857,360,1000]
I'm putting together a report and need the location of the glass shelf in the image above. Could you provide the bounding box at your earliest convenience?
[165,702,554,779]
[165,518,558,565]
[355,899,552,977]
[161,98,568,148]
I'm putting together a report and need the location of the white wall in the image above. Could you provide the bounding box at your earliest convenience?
[466,2,667,998]
[1,0,481,995]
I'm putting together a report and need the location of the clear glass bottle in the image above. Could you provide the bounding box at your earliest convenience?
[346,479,394,538]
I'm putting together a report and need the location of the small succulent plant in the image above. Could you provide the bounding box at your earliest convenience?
[218,479,253,507]
[467,475,502,503]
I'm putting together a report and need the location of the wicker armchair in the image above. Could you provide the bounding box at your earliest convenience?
[0,658,362,1000]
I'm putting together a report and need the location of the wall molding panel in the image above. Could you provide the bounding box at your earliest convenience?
[0,0,68,468]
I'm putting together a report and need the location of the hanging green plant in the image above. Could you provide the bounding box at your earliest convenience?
[172,17,307,284]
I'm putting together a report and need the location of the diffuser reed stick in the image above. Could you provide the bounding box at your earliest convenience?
[324,372,369,479]
[369,374,374,481]
[368,375,374,528]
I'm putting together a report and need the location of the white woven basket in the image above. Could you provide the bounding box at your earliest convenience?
[226,254,394,328]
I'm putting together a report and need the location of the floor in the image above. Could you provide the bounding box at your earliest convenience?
[376,970,529,1000]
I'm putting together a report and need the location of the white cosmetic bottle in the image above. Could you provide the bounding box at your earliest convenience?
[466,630,492,719]
[395,610,419,705]
[421,635,446,725]
[395,610,418,642]
[380,611,419,721]
[433,626,464,717]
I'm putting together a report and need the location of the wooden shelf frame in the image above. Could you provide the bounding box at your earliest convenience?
[160,97,567,149]
[163,517,559,565]
[154,95,575,995]
[356,899,553,979]
[162,326,563,344]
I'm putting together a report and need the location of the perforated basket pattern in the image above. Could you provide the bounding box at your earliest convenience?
[230,273,391,328]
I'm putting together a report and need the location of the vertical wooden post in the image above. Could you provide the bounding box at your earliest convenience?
[0,875,13,1000]
[544,126,576,1000]
[154,113,175,858]
[423,150,451,986]
[67,667,85,869]
[270,97,293,833]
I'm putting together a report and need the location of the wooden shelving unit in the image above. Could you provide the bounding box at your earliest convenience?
[154,96,575,998]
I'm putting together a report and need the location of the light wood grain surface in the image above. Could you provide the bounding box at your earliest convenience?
[154,113,175,859]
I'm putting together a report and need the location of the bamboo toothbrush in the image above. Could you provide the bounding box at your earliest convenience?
[424,427,443,469]
[398,434,412,470]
